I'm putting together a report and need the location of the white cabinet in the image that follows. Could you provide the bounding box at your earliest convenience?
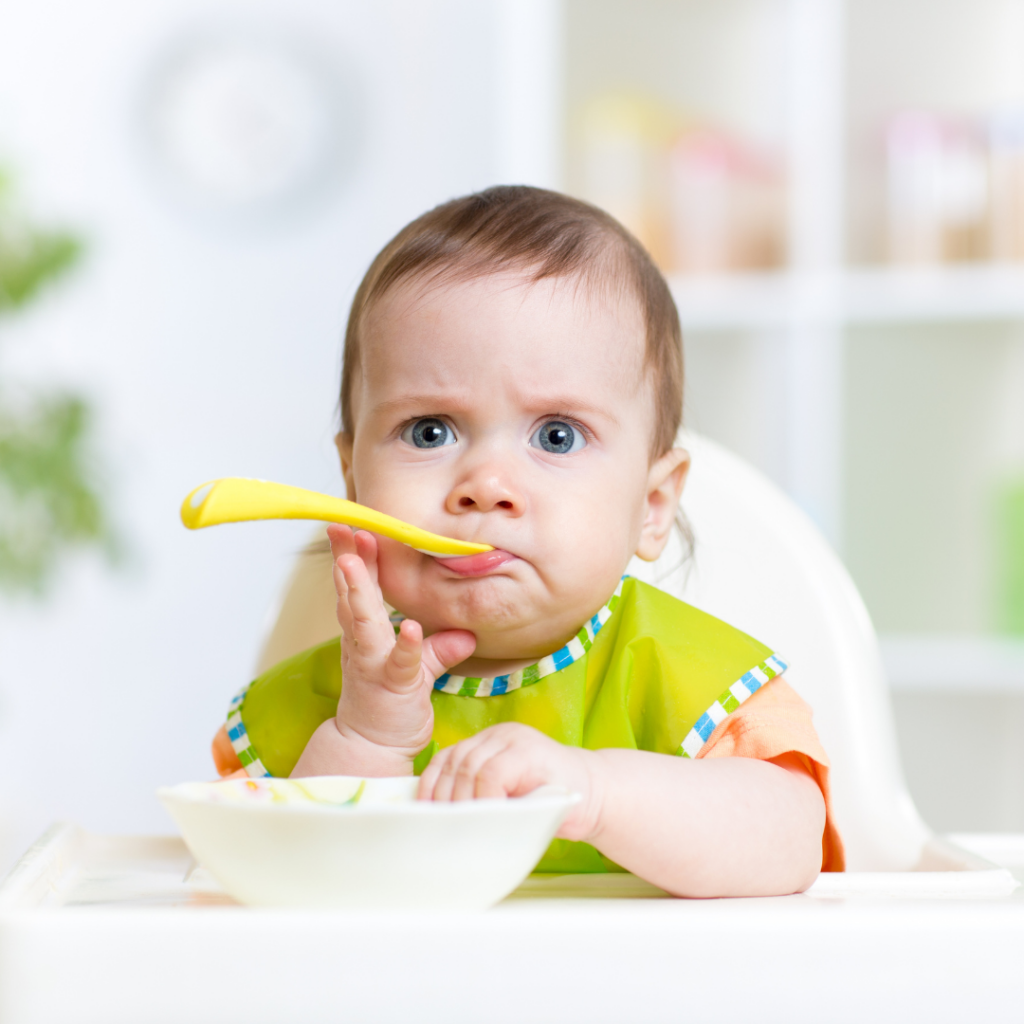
[504,0,1024,700]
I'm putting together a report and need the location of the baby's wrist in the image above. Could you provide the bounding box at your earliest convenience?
[291,719,424,778]
[558,747,609,843]
[329,720,417,776]
[334,718,434,775]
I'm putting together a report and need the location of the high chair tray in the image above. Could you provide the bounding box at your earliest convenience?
[1,824,1023,1024]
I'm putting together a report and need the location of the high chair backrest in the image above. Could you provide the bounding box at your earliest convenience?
[627,433,929,871]
[256,432,932,871]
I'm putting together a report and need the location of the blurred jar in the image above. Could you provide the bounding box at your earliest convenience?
[668,129,784,274]
[988,108,1024,263]
[576,93,678,269]
[885,111,989,265]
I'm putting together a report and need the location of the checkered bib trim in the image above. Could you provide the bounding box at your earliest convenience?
[676,654,788,759]
[432,577,625,697]
[225,687,271,779]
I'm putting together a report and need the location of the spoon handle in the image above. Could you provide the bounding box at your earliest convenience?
[180,478,492,557]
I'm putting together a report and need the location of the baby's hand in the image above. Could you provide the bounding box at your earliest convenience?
[293,525,475,778]
[418,723,602,841]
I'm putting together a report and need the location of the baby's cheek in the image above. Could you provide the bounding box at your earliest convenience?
[539,474,636,574]
[374,540,423,610]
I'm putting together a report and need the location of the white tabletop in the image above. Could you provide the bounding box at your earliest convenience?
[2,824,1023,1024]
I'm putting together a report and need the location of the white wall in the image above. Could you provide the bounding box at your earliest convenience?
[0,0,554,866]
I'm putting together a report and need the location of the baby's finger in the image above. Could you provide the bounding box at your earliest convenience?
[449,734,517,801]
[353,530,379,587]
[433,730,513,802]
[428,753,460,803]
[326,524,357,564]
[329,526,359,634]
[337,554,392,655]
[418,732,490,800]
[333,555,355,637]
[417,746,451,800]
[471,749,529,800]
[385,619,424,691]
[421,629,477,680]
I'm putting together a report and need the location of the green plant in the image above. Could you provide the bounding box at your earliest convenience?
[0,181,79,314]
[0,168,113,595]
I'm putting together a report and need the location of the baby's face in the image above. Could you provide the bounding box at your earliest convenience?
[341,270,685,663]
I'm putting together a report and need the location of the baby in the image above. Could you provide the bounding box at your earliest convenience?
[213,186,843,896]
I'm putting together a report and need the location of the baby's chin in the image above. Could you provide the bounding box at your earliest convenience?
[381,557,619,657]
[391,574,536,633]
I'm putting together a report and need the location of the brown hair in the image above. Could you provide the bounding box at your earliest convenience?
[339,185,683,457]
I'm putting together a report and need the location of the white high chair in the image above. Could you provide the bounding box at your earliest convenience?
[635,433,941,876]
[2,433,1023,1024]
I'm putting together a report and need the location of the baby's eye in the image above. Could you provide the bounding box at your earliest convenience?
[529,420,586,455]
[401,417,456,449]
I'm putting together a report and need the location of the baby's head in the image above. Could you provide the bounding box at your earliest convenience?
[337,186,688,663]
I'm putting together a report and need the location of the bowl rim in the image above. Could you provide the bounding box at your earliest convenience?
[157,781,581,818]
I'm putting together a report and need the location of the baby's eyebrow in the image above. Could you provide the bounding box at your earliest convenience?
[373,393,476,416]
[373,392,618,425]
[520,395,619,424]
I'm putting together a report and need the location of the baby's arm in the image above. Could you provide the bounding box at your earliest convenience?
[418,723,824,897]
[580,746,823,896]
[291,525,476,778]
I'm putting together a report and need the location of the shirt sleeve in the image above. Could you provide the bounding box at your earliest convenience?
[212,723,244,778]
[697,676,845,873]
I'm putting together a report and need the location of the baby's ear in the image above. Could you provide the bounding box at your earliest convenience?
[635,448,690,562]
[335,432,356,501]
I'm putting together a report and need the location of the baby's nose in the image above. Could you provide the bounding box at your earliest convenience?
[447,473,523,515]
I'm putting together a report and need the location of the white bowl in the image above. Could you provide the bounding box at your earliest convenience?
[158,776,578,910]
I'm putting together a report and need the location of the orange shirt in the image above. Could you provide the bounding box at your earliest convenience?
[697,677,844,872]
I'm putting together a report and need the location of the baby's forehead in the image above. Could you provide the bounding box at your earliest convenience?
[362,269,647,375]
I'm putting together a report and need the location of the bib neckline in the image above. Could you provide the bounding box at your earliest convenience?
[429,577,625,697]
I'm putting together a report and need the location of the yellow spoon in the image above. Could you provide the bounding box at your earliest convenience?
[180,478,493,558]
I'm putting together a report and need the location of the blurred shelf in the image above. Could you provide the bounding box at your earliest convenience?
[670,266,1024,332]
[668,272,794,331]
[844,266,1024,326]
[881,634,1024,693]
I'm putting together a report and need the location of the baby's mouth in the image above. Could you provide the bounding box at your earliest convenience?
[434,549,517,577]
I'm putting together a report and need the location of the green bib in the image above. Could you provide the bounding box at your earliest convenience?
[226,577,785,873]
